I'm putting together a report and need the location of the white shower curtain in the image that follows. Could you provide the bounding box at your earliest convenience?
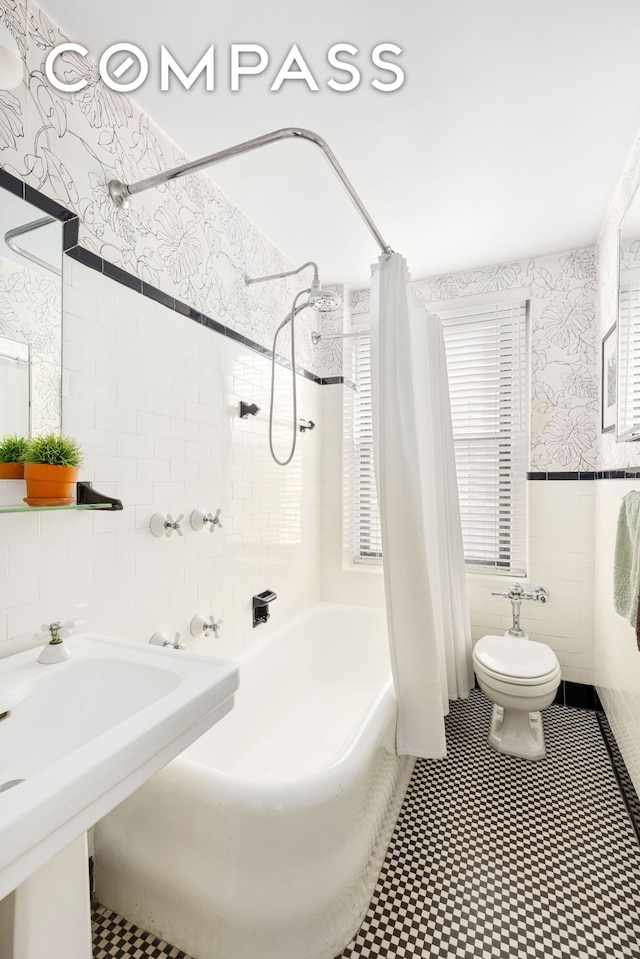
[371,252,473,759]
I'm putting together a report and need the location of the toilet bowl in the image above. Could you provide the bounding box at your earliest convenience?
[472,634,561,760]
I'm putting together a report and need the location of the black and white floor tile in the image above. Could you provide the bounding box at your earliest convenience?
[92,692,640,959]
[92,906,190,959]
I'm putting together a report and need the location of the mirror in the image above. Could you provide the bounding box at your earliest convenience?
[617,188,640,439]
[0,189,62,437]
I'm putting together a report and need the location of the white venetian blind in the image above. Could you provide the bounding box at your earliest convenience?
[617,279,640,436]
[440,299,528,575]
[353,326,382,561]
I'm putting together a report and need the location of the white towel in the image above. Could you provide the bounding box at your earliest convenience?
[613,491,640,649]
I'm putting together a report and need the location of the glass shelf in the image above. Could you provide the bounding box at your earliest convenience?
[0,502,113,514]
[0,482,123,514]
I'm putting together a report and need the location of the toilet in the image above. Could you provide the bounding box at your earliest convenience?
[472,634,561,760]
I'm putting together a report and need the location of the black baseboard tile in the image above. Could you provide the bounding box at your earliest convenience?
[563,681,601,710]
[596,712,640,844]
[528,470,640,481]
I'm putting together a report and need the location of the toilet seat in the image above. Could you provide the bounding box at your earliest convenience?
[473,635,560,686]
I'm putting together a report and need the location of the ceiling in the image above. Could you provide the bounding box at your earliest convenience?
[38,0,640,288]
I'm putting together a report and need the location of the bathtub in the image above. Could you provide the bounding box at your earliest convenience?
[94,603,415,959]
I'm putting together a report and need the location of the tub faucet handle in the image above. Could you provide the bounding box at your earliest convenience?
[150,512,184,537]
[190,508,223,532]
[190,613,223,638]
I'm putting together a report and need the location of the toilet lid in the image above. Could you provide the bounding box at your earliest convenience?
[473,635,559,680]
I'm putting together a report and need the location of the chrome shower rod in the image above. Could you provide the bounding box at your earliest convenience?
[311,330,368,344]
[4,216,61,276]
[108,127,393,256]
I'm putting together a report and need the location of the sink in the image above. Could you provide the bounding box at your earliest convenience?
[0,633,239,901]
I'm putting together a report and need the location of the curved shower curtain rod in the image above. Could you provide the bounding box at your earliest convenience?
[108,127,393,257]
[4,216,62,277]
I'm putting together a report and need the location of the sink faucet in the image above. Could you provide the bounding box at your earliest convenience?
[34,621,76,664]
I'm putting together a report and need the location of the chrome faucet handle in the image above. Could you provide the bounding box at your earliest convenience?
[149,631,185,649]
[165,514,184,537]
[190,613,223,638]
[207,616,223,635]
[190,507,223,532]
[34,619,77,642]
[150,512,184,538]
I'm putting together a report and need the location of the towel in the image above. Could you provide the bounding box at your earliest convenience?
[613,490,640,651]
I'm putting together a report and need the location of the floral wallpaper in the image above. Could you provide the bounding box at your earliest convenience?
[343,249,600,472]
[0,253,61,433]
[0,0,329,378]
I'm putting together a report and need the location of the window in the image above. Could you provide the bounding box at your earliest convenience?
[352,321,382,562]
[440,299,528,575]
[350,298,528,575]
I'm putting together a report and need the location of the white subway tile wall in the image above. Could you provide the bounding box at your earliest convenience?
[466,481,595,684]
[0,260,321,662]
[594,479,640,791]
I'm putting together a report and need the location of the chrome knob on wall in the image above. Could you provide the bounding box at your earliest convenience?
[150,512,184,537]
[190,614,223,638]
[190,508,223,532]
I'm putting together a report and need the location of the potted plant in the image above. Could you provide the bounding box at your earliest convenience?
[23,433,83,506]
[0,434,29,479]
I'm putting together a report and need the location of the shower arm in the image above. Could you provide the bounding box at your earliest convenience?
[108,127,393,257]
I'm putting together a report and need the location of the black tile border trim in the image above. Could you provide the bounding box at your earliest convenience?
[528,470,640,481]
[1,166,350,389]
[596,711,640,844]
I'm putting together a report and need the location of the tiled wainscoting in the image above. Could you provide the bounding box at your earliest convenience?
[90,691,640,959]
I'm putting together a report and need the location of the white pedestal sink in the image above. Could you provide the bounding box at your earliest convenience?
[0,633,239,958]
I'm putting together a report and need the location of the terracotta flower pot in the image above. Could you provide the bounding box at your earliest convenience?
[0,462,24,479]
[23,463,80,506]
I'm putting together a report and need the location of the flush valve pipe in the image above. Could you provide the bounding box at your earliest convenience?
[491,584,549,637]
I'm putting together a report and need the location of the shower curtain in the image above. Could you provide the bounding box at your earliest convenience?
[370,252,472,759]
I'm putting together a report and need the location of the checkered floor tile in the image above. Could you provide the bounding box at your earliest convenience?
[92,692,640,959]
[92,906,190,959]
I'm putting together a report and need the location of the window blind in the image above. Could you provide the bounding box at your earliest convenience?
[353,325,382,561]
[617,281,640,435]
[440,299,528,575]
[350,300,528,574]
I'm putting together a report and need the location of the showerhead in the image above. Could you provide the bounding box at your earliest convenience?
[308,288,342,312]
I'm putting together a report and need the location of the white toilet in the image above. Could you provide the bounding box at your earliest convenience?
[473,634,561,760]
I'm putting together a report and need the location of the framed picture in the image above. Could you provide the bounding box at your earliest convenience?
[601,323,617,434]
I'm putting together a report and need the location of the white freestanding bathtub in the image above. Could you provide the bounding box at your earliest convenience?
[94,603,414,959]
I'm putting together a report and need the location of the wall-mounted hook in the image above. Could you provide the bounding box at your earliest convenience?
[240,401,260,418]
[190,613,223,638]
[150,512,184,538]
[298,419,316,433]
[190,508,223,532]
